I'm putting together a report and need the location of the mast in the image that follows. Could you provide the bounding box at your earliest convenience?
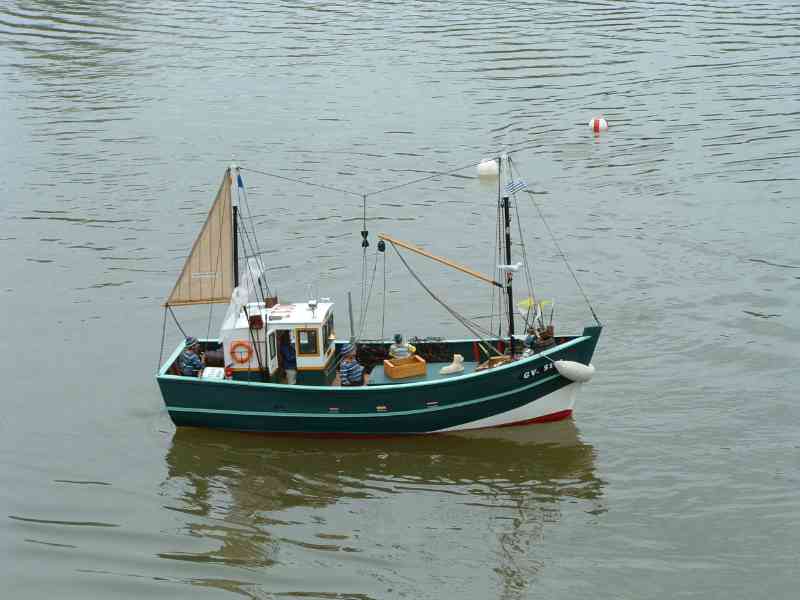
[497,155,515,348]
[231,165,240,288]
[503,194,515,347]
[233,204,240,287]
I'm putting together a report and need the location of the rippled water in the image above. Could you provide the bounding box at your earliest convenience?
[1,1,799,598]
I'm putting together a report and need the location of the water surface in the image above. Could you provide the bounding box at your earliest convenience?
[1,1,799,598]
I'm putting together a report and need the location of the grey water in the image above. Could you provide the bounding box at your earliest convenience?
[1,1,799,597]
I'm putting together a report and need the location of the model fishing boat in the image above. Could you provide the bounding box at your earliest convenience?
[156,157,602,435]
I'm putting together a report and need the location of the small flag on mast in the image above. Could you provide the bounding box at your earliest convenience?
[505,179,528,194]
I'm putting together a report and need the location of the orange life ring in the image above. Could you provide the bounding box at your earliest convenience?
[229,340,253,364]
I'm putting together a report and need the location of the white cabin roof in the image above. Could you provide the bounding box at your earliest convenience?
[223,301,334,332]
[265,302,333,326]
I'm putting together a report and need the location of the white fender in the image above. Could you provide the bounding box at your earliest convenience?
[554,360,595,383]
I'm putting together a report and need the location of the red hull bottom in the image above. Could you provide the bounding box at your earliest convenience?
[498,408,573,427]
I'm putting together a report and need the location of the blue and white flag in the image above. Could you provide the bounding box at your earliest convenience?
[505,179,528,194]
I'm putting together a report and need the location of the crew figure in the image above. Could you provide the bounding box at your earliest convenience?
[339,343,368,386]
[388,333,416,359]
[279,332,298,385]
[180,337,205,376]
[524,327,536,348]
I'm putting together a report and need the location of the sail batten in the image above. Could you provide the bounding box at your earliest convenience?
[165,170,234,307]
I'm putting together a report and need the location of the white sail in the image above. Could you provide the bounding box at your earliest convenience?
[165,170,234,306]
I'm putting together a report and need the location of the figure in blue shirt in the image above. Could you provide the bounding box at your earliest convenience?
[180,337,205,376]
[339,343,368,386]
[279,333,298,385]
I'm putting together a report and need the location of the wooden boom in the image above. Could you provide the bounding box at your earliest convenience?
[378,233,502,288]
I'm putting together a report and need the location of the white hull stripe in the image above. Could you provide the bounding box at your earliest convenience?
[435,383,581,432]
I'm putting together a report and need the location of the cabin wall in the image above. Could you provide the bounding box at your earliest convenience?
[222,327,271,373]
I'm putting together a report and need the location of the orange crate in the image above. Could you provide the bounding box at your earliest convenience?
[384,355,427,379]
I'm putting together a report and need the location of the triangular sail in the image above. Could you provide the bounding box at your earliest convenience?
[165,170,234,306]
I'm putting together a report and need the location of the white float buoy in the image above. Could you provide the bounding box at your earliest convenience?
[477,158,499,178]
[589,117,608,133]
[554,360,595,383]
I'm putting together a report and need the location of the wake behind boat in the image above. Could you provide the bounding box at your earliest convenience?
[156,156,602,435]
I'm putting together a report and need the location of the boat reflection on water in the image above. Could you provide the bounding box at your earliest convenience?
[161,423,604,596]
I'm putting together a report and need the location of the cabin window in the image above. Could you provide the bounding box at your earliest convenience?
[322,313,334,353]
[296,328,319,356]
[268,330,277,360]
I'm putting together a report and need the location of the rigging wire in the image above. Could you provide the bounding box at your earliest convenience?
[363,161,479,197]
[168,305,188,338]
[243,159,481,201]
[510,161,602,326]
[240,165,363,198]
[508,157,537,331]
[157,306,168,371]
[237,215,268,300]
[355,248,380,342]
[389,242,502,354]
[210,148,599,356]
[491,187,502,336]
[205,175,229,341]
[381,250,387,341]
[359,194,369,331]
[497,157,511,339]
[235,172,271,298]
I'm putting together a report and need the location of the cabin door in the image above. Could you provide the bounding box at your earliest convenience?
[267,330,279,375]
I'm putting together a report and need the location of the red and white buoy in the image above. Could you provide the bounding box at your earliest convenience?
[589,117,608,133]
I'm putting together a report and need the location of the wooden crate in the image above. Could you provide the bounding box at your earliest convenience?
[384,355,427,379]
[475,355,512,371]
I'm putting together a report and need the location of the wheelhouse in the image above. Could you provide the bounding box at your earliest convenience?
[220,301,336,384]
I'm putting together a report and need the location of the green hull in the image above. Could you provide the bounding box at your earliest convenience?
[157,326,601,435]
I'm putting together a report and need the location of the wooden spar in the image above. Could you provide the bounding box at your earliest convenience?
[378,233,502,288]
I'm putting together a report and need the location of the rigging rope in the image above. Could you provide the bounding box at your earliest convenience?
[363,161,478,197]
[168,305,188,337]
[389,243,502,355]
[381,250,387,341]
[205,168,233,341]
[243,159,479,201]
[236,173,271,298]
[491,191,503,337]
[511,161,602,326]
[240,166,363,198]
[157,306,168,371]
[356,248,380,342]
[359,194,369,328]
[508,157,537,331]
[231,149,601,352]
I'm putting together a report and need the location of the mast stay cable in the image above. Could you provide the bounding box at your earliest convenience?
[389,243,502,356]
[509,159,602,326]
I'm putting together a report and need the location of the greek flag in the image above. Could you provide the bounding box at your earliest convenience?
[505,179,528,194]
